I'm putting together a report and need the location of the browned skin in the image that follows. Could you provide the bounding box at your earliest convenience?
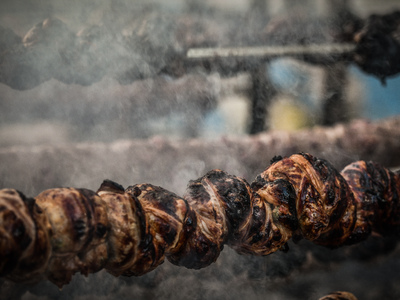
[0,189,51,283]
[0,153,399,288]
[35,188,109,286]
[318,291,358,300]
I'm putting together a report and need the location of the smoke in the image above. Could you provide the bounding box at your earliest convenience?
[0,0,381,144]
[2,1,400,300]
[2,238,400,300]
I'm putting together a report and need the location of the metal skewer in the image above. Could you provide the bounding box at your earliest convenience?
[187,43,356,59]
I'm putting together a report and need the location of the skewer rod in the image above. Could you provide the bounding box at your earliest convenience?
[187,43,356,59]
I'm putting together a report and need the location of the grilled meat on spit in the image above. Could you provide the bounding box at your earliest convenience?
[0,153,399,288]
[1,10,400,90]
[318,291,358,300]
[353,11,400,84]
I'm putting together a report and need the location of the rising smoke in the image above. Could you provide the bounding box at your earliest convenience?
[1,1,400,300]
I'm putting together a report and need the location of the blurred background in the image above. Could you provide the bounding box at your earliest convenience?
[0,0,400,147]
[1,1,400,300]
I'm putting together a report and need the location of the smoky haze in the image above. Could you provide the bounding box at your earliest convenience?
[0,0,366,143]
[1,1,400,300]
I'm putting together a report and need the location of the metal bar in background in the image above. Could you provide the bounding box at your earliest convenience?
[187,43,356,59]
[321,63,349,125]
[248,64,276,134]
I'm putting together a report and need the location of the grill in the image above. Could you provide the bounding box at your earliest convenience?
[1,1,400,300]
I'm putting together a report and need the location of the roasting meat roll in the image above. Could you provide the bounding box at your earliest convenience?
[0,189,51,283]
[96,180,142,277]
[35,187,109,287]
[1,153,400,288]
[125,183,192,274]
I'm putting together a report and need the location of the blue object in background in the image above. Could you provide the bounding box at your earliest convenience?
[350,66,400,120]
[269,58,400,121]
